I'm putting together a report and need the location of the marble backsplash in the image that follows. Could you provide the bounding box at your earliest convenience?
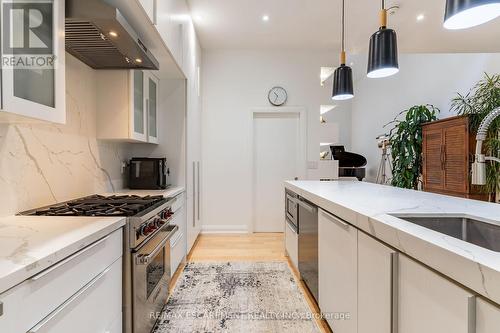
[0,54,129,216]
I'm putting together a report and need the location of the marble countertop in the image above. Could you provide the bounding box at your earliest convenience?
[0,216,125,295]
[285,180,500,304]
[107,186,185,199]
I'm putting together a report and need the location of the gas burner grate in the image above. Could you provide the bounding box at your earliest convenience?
[21,195,166,217]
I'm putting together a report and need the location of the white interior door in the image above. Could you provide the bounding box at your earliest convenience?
[253,112,302,232]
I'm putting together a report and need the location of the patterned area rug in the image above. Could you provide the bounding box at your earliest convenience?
[152,262,319,333]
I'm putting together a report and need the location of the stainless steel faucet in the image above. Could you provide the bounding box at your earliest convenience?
[472,107,500,185]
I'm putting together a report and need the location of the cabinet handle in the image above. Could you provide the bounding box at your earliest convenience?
[197,161,200,221]
[192,161,196,227]
[30,234,110,281]
[467,296,476,333]
[321,209,349,228]
[391,252,399,333]
[28,264,113,333]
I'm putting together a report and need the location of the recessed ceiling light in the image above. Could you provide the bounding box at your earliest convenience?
[417,14,425,21]
[262,15,270,22]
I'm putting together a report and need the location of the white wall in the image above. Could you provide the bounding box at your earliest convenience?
[351,53,500,182]
[0,54,128,216]
[201,49,352,232]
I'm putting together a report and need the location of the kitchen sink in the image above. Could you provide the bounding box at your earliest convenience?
[390,214,500,252]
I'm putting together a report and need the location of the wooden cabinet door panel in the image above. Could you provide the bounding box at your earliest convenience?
[423,128,444,191]
[444,124,468,193]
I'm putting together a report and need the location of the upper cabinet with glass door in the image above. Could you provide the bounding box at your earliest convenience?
[96,69,159,144]
[0,0,66,123]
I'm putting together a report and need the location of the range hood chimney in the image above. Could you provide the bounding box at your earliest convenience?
[65,0,159,70]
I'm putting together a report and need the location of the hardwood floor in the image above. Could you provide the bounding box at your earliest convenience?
[170,233,332,333]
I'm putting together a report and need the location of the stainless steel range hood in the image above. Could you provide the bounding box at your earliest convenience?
[65,0,159,70]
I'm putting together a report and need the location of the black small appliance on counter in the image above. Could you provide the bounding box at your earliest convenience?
[330,145,367,181]
[129,157,171,189]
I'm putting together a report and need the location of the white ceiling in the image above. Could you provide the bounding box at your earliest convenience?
[187,0,500,53]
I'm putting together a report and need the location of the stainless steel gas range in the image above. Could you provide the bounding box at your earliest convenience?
[20,194,179,333]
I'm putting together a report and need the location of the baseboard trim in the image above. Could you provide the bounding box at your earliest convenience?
[201,224,249,234]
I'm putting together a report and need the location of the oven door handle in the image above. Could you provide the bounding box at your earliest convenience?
[136,225,179,265]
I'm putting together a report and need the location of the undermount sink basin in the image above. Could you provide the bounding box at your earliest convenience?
[390,214,500,253]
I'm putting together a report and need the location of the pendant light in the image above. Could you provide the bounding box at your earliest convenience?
[367,0,399,79]
[444,0,500,30]
[332,0,354,101]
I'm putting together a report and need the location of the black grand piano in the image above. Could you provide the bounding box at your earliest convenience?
[330,145,367,181]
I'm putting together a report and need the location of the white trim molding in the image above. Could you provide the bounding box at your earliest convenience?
[201,224,249,234]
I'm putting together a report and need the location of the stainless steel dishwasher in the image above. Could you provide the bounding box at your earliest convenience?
[297,196,319,303]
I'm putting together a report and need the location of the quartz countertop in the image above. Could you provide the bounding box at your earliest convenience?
[107,186,185,199]
[0,216,125,294]
[285,180,500,304]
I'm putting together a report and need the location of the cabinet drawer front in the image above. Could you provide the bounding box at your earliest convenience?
[28,259,122,333]
[171,193,185,213]
[285,219,298,270]
[0,229,122,333]
[170,232,186,277]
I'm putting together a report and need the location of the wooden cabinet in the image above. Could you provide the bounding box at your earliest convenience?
[358,232,396,333]
[0,0,66,123]
[319,209,357,333]
[476,297,500,333]
[96,70,159,143]
[422,116,487,200]
[398,254,475,333]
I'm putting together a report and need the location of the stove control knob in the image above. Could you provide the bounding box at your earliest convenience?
[139,225,148,237]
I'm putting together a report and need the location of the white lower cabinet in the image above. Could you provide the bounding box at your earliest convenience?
[0,229,123,333]
[357,232,396,333]
[398,254,474,333]
[284,219,298,269]
[29,258,122,333]
[318,209,357,333]
[170,192,187,276]
[476,297,500,333]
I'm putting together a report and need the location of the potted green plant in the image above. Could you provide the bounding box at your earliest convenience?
[451,73,500,201]
[385,105,439,190]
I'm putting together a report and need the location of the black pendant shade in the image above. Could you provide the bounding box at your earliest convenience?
[332,65,354,101]
[444,0,500,29]
[367,27,399,79]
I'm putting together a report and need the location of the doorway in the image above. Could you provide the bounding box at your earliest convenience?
[252,108,306,232]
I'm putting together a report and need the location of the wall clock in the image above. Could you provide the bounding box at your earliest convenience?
[268,86,287,106]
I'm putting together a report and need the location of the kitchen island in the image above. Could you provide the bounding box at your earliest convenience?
[285,180,500,333]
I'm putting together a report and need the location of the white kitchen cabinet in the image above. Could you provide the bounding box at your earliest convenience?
[27,259,122,333]
[398,254,475,333]
[0,229,122,333]
[285,219,299,269]
[318,208,357,333]
[170,192,187,276]
[138,0,157,24]
[96,70,159,143]
[358,232,396,333]
[0,0,66,123]
[186,32,202,253]
[476,297,500,333]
